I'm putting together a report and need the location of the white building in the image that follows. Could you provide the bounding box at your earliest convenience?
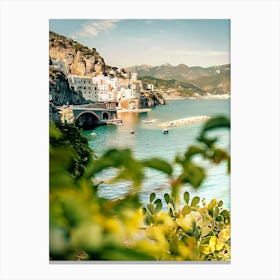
[68,75,98,102]
[147,83,154,92]
[67,72,141,104]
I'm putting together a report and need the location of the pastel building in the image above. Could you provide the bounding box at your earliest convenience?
[92,75,118,102]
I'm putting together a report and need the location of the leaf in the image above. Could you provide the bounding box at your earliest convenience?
[198,116,230,148]
[155,200,162,213]
[200,236,211,245]
[220,210,229,219]
[169,198,175,208]
[216,215,224,222]
[168,204,174,217]
[150,192,156,203]
[176,215,196,234]
[218,200,223,207]
[154,198,162,205]
[207,199,217,211]
[142,158,173,175]
[196,134,217,148]
[181,204,192,215]
[193,227,200,239]
[191,196,200,207]
[85,148,145,189]
[184,145,204,159]
[147,203,155,215]
[144,215,153,225]
[214,206,219,217]
[185,163,206,188]
[212,148,229,164]
[183,191,190,204]
[164,193,170,204]
[201,116,230,134]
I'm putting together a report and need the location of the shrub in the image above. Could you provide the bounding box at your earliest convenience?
[49,116,230,260]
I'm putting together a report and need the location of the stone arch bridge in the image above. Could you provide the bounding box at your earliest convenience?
[59,105,120,130]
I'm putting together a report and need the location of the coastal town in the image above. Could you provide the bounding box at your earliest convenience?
[50,58,164,108]
[49,57,230,130]
[49,58,166,128]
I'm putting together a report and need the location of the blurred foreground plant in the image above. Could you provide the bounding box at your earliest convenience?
[49,116,230,261]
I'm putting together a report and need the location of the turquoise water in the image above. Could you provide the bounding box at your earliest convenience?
[84,99,230,209]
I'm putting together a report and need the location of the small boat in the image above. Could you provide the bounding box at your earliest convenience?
[163,128,169,134]
[116,120,124,126]
[90,132,97,136]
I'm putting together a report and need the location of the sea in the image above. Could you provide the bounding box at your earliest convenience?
[83,99,231,209]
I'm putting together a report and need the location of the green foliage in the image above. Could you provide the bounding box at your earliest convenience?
[49,116,230,261]
[183,191,190,204]
[50,122,94,179]
[142,158,173,175]
[142,192,231,261]
[191,196,200,207]
[150,192,156,203]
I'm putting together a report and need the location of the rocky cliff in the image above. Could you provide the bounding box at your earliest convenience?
[49,31,106,77]
[49,66,85,106]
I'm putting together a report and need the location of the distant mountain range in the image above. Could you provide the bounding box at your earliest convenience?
[126,63,230,95]
[138,76,205,98]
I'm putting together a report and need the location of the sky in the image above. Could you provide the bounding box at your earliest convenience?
[49,19,230,68]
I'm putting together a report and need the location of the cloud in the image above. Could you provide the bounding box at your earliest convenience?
[72,19,120,38]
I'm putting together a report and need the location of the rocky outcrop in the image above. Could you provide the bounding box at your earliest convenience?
[59,106,75,124]
[49,31,128,78]
[49,66,85,106]
[49,31,106,77]
[142,91,165,107]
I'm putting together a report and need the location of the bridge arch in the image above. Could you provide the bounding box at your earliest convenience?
[103,112,109,120]
[75,111,100,130]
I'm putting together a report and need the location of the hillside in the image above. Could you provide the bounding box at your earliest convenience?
[126,64,230,95]
[189,70,230,95]
[49,31,124,78]
[139,76,206,98]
